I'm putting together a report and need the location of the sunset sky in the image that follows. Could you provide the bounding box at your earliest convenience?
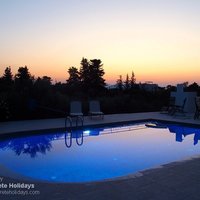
[0,0,199,86]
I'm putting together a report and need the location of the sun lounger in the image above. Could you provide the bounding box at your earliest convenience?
[89,101,104,119]
[70,101,83,117]
[160,96,175,114]
[170,98,187,116]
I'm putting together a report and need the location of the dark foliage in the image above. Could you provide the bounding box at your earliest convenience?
[79,58,106,95]
[116,75,123,90]
[1,60,198,121]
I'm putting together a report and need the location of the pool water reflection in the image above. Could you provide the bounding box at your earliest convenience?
[0,122,200,182]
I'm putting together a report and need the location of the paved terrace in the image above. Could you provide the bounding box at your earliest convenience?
[0,112,200,200]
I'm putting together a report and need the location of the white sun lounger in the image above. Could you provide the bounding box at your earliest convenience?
[89,101,104,119]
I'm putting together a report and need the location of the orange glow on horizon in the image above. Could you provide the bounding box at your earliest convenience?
[0,1,199,86]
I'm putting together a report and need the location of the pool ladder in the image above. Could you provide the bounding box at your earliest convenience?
[65,115,83,129]
[64,116,84,148]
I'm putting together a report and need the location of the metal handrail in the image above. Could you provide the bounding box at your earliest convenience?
[76,130,84,146]
[65,132,72,148]
[64,115,84,148]
[65,116,72,130]
[76,116,84,127]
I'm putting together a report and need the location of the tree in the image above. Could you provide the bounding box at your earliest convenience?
[0,66,14,92]
[2,66,13,85]
[116,75,123,90]
[15,66,33,84]
[182,81,189,88]
[67,66,80,87]
[32,76,53,104]
[79,58,106,93]
[187,82,199,92]
[41,76,52,85]
[14,66,34,93]
[166,85,176,91]
[89,59,106,90]
[34,76,52,90]
[130,71,136,89]
[80,57,90,90]
[124,74,130,90]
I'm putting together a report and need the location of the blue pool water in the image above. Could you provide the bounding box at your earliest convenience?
[0,122,200,182]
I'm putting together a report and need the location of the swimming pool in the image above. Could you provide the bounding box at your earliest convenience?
[0,121,200,183]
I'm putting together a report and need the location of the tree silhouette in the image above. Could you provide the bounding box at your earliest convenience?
[79,58,106,93]
[15,66,32,80]
[34,76,52,96]
[116,75,123,90]
[130,71,136,89]
[41,76,52,85]
[80,58,90,91]
[2,66,13,85]
[15,66,34,93]
[187,82,199,92]
[89,59,106,90]
[124,74,130,90]
[0,60,183,121]
[0,67,14,120]
[0,67,14,93]
[67,66,80,87]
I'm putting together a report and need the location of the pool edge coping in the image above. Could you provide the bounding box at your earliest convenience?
[1,117,200,139]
